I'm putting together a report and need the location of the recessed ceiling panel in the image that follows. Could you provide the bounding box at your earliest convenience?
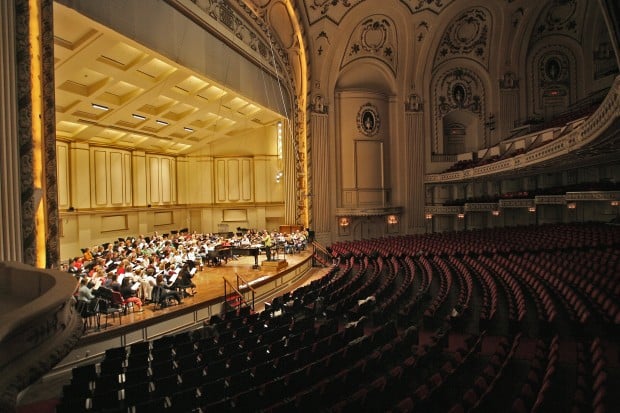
[98,42,143,70]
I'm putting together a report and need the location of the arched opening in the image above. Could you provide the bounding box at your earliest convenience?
[441,110,481,154]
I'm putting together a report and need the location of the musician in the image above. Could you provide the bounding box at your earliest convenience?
[262,230,273,261]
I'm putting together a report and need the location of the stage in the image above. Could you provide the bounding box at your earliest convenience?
[81,249,316,340]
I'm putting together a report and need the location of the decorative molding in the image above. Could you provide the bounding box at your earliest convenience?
[531,0,584,44]
[437,70,483,115]
[499,198,535,208]
[0,263,83,411]
[424,76,620,184]
[434,7,491,69]
[356,103,380,137]
[565,191,620,201]
[464,202,498,212]
[311,95,328,114]
[186,0,275,70]
[432,67,486,152]
[341,16,397,75]
[405,93,423,113]
[535,195,566,204]
[400,0,455,15]
[15,0,37,266]
[304,0,364,25]
[335,206,403,217]
[424,205,463,214]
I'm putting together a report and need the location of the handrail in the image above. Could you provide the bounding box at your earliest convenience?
[235,272,255,293]
[223,277,251,311]
[312,240,334,267]
[235,272,255,310]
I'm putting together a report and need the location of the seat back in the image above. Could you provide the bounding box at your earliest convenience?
[110,290,125,307]
[152,286,163,304]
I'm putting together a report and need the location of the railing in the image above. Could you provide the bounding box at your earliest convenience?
[222,272,256,312]
[235,272,256,310]
[312,240,333,267]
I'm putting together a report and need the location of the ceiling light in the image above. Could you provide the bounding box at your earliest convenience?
[91,103,109,111]
[156,120,168,125]
[183,127,194,132]
[132,114,146,120]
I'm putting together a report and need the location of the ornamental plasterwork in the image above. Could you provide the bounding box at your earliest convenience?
[191,0,274,68]
[435,68,484,116]
[566,191,620,201]
[529,44,576,114]
[434,7,491,69]
[304,0,364,25]
[464,203,498,212]
[535,195,566,204]
[341,16,398,75]
[531,0,585,44]
[399,0,455,15]
[499,199,535,208]
[357,103,381,137]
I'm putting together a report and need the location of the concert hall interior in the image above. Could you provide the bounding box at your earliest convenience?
[1,1,620,412]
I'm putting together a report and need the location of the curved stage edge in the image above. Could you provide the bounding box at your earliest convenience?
[53,252,315,376]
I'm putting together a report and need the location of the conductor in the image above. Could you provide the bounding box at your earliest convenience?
[262,230,273,261]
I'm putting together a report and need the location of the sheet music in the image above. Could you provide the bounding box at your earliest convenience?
[168,271,179,284]
[92,278,102,290]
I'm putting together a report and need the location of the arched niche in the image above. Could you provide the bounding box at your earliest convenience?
[442,110,481,155]
[335,60,395,209]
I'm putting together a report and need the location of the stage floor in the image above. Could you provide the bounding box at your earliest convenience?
[84,249,315,336]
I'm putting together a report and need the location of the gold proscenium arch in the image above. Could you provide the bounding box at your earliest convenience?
[284,0,309,230]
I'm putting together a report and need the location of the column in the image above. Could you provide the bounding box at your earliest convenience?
[0,0,22,262]
[405,94,425,233]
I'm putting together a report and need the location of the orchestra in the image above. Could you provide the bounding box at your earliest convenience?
[68,228,309,303]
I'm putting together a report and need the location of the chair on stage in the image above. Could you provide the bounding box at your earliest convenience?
[110,290,131,314]
[76,299,100,331]
[98,297,123,327]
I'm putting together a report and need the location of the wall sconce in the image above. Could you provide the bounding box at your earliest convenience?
[457,213,465,219]
[339,217,350,227]
[275,170,283,183]
[491,210,500,216]
[567,202,577,209]
[611,200,619,207]
[528,206,536,213]
[425,213,433,220]
[387,215,398,225]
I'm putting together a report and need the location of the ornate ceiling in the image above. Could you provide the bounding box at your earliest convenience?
[53,3,282,155]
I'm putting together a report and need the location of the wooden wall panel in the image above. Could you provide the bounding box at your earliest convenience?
[149,157,160,203]
[227,159,240,201]
[93,150,107,206]
[216,159,226,202]
[110,151,123,205]
[161,158,171,203]
[241,158,252,201]
[355,140,383,189]
[101,215,128,232]
[124,153,132,204]
[56,143,69,207]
